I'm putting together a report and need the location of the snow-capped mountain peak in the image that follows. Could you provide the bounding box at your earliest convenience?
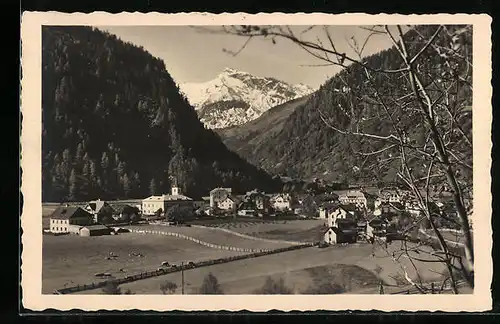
[180,68,315,129]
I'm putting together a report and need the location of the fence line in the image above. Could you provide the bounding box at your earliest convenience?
[127,228,274,253]
[54,242,315,295]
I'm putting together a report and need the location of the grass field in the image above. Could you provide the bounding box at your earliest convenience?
[123,224,296,249]
[42,203,472,295]
[219,219,325,243]
[75,239,457,295]
[42,233,247,294]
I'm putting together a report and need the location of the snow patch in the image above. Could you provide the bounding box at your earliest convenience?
[180,68,315,129]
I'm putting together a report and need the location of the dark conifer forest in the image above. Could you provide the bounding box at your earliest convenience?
[41,26,282,202]
[219,25,472,186]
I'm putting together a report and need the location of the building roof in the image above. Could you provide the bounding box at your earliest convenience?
[271,193,292,201]
[143,194,193,202]
[210,187,232,194]
[368,217,389,226]
[245,190,267,198]
[340,190,365,198]
[86,199,115,213]
[50,206,93,220]
[112,204,139,213]
[325,226,357,235]
[380,201,405,211]
[81,225,110,231]
[320,202,338,210]
[222,195,237,202]
[340,203,358,213]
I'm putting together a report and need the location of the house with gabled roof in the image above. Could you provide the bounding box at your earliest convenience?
[242,189,270,213]
[218,195,238,212]
[270,193,296,211]
[209,187,232,208]
[84,199,115,223]
[50,206,94,234]
[324,225,357,244]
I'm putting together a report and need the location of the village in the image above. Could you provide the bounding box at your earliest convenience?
[42,179,474,295]
[45,179,465,247]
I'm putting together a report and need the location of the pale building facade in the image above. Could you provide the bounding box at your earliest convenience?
[218,196,236,211]
[49,206,94,234]
[271,193,294,211]
[209,188,232,208]
[338,191,367,209]
[142,185,193,216]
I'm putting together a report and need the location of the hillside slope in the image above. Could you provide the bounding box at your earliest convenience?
[216,95,312,164]
[41,26,282,202]
[216,25,472,185]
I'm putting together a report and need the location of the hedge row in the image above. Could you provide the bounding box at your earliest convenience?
[54,242,314,294]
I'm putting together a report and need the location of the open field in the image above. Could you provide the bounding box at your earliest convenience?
[218,219,325,243]
[42,233,247,294]
[123,224,296,250]
[75,240,458,295]
[189,217,280,226]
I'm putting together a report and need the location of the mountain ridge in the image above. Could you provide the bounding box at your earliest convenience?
[179,68,314,129]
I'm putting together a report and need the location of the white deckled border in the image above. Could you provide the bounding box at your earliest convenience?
[20,12,492,312]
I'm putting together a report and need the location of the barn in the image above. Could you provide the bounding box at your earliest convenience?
[79,225,112,237]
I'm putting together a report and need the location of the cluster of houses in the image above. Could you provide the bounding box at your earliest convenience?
[48,199,141,236]
[48,182,465,244]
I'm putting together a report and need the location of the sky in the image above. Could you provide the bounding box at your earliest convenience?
[98,25,403,89]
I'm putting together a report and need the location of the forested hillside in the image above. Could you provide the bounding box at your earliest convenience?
[216,94,312,163]
[219,25,472,186]
[41,26,282,202]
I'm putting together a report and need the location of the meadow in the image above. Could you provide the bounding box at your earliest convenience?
[216,219,325,243]
[42,233,246,294]
[75,239,460,295]
[42,204,471,295]
[123,224,296,250]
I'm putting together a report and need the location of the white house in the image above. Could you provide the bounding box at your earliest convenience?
[323,226,357,244]
[323,205,356,228]
[270,193,295,211]
[218,196,236,211]
[209,188,232,208]
[338,191,367,209]
[49,206,94,234]
[142,185,193,216]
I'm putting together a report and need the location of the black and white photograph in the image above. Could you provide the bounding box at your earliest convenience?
[20,12,492,311]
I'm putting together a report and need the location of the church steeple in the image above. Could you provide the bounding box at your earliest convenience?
[169,176,180,195]
[171,185,181,196]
